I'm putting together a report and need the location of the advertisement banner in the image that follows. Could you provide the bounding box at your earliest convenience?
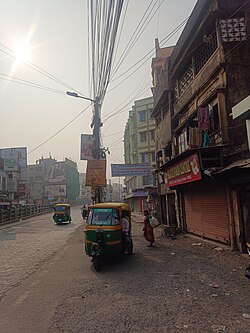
[86,159,106,186]
[111,163,152,177]
[0,147,27,181]
[44,162,66,185]
[164,154,201,187]
[80,134,94,160]
[3,150,18,171]
[7,178,18,192]
[44,184,67,199]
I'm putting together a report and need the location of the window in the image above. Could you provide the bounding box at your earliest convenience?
[88,208,120,226]
[150,130,155,141]
[140,132,147,142]
[141,153,149,163]
[177,130,188,154]
[194,31,217,75]
[151,152,155,162]
[208,103,219,133]
[220,17,247,42]
[142,175,150,185]
[139,111,146,122]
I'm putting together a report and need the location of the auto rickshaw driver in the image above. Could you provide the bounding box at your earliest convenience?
[122,211,131,252]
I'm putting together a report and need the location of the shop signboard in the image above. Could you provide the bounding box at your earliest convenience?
[164,154,201,187]
[86,159,106,186]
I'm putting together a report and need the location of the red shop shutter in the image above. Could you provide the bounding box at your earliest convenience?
[184,182,230,243]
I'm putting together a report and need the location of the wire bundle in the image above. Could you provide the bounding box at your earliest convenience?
[88,0,124,106]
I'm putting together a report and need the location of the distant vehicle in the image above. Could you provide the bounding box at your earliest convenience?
[53,204,71,224]
[81,205,88,219]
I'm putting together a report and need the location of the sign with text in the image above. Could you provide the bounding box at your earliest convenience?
[80,134,94,160]
[111,163,152,177]
[164,154,201,187]
[86,159,106,186]
[0,147,27,181]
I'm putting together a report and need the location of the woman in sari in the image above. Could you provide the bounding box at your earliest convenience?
[143,209,155,247]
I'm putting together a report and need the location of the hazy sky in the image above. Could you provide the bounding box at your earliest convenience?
[0,0,196,181]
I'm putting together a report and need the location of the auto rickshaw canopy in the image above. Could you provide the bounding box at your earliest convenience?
[87,202,131,227]
[54,203,71,213]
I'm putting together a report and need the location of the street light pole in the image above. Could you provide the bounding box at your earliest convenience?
[66,91,103,203]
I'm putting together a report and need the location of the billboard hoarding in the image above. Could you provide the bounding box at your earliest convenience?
[80,134,94,160]
[44,184,67,199]
[0,147,27,181]
[86,160,106,186]
[111,163,152,177]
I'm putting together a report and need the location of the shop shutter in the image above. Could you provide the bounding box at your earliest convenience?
[184,182,230,243]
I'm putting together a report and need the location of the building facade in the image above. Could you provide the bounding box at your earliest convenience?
[27,157,80,204]
[124,96,157,212]
[79,173,92,205]
[151,0,250,252]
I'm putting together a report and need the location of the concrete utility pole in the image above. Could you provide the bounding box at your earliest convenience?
[66,92,103,204]
[92,96,102,203]
[92,96,101,159]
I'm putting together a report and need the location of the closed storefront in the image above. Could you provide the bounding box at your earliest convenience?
[184,181,230,243]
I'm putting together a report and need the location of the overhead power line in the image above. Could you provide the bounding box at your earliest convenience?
[88,0,124,104]
[28,105,91,155]
[0,72,66,95]
[0,41,87,97]
[111,0,166,79]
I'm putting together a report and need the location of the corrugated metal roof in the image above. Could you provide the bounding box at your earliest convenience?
[217,159,250,173]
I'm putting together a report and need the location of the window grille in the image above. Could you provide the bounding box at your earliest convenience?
[194,31,218,75]
[220,17,247,42]
[174,81,178,99]
[178,63,193,96]
[140,132,147,143]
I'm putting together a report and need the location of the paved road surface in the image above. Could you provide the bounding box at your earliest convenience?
[0,211,250,332]
[0,206,83,299]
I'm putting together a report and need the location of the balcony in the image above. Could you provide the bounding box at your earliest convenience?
[173,47,225,117]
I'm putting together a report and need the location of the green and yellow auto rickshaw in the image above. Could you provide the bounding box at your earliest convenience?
[84,202,133,271]
[53,203,72,224]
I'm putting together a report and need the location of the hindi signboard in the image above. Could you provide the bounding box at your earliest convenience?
[111,163,152,177]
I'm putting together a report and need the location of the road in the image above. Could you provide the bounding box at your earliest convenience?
[0,206,83,299]
[0,210,250,333]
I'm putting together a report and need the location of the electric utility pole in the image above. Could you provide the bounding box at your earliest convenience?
[66,91,103,203]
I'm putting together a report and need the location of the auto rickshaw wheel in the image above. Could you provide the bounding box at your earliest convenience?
[93,256,101,271]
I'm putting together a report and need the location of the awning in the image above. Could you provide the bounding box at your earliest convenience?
[216,158,250,173]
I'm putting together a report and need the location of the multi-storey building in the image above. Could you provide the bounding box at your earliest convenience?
[124,96,157,212]
[79,173,92,205]
[151,40,175,227]
[151,0,250,252]
[27,157,80,204]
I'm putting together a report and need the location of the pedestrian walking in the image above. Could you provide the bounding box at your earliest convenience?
[143,209,155,247]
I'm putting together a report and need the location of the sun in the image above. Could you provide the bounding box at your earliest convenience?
[14,40,31,64]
